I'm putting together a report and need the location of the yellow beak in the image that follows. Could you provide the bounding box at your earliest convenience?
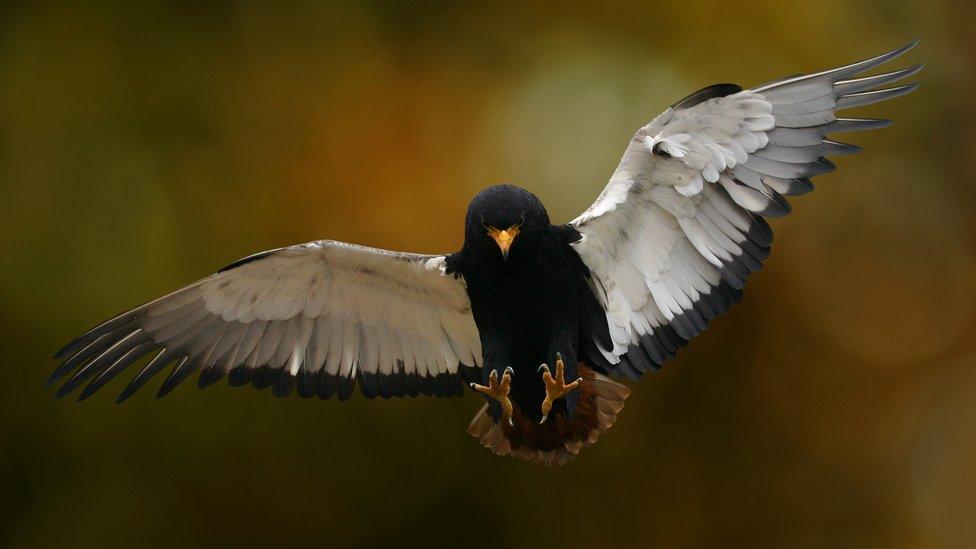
[488,227,520,260]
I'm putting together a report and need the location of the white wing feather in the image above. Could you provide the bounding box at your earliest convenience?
[51,241,481,400]
[572,42,920,378]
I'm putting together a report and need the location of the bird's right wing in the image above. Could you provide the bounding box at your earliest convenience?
[50,240,482,401]
[570,42,921,379]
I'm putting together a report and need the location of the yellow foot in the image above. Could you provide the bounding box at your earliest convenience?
[470,367,514,426]
[538,353,582,424]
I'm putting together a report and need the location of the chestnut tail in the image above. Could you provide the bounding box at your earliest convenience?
[467,365,631,465]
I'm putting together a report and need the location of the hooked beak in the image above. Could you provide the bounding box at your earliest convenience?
[488,227,519,261]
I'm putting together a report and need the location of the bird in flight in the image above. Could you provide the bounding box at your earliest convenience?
[50,42,921,464]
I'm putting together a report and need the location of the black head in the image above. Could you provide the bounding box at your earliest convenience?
[462,185,550,263]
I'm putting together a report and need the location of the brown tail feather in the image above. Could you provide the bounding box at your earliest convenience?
[467,366,631,465]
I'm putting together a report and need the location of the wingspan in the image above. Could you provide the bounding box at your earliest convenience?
[571,42,921,379]
[50,241,482,401]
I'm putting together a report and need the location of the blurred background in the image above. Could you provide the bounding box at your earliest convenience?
[1,1,973,547]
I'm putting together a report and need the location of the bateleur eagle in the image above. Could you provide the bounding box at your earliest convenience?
[50,42,921,464]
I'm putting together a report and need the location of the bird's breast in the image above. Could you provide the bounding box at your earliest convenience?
[463,250,583,365]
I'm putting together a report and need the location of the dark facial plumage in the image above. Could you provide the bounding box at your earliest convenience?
[456,183,597,424]
[462,185,550,263]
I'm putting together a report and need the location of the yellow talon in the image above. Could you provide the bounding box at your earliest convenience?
[539,353,582,424]
[470,367,514,426]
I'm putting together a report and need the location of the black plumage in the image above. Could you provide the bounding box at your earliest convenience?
[47,42,920,464]
[445,185,608,423]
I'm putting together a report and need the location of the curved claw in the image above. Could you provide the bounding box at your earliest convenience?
[470,367,514,426]
[538,353,580,424]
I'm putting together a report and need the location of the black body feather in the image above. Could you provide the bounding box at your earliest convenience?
[449,185,609,423]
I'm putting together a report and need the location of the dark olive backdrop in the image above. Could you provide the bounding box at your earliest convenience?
[2,1,974,547]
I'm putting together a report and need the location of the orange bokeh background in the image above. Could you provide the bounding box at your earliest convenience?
[2,2,974,547]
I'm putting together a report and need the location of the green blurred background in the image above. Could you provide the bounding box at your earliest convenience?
[2,1,974,547]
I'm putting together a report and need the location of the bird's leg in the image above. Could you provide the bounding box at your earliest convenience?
[470,367,514,426]
[538,353,582,424]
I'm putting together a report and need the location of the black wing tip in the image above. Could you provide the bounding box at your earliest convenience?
[823,141,862,156]
[53,335,86,360]
[672,83,744,110]
[54,374,92,400]
[217,248,283,273]
[272,371,296,398]
[116,389,137,404]
[47,353,88,388]
[118,371,155,403]
[77,386,98,402]
[79,375,115,401]
[52,345,71,361]
[156,360,191,399]
[45,372,64,389]
[197,366,225,389]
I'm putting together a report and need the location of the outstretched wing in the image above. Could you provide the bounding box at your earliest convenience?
[571,42,921,379]
[50,241,482,401]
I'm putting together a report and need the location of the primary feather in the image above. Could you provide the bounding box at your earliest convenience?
[51,241,481,401]
[51,42,920,465]
[571,41,920,377]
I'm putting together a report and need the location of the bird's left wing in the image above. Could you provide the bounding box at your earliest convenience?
[571,42,921,379]
[50,241,482,401]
